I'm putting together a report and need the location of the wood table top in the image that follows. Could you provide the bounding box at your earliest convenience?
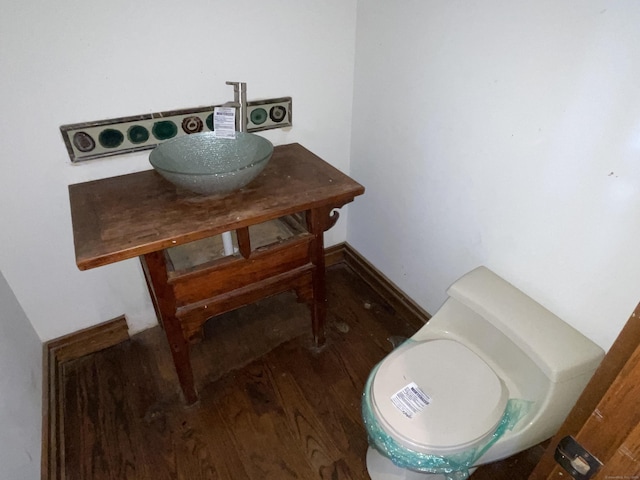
[69,143,364,270]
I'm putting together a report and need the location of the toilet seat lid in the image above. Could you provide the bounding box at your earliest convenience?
[371,339,509,455]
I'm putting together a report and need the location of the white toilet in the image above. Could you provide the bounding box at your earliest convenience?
[363,266,604,479]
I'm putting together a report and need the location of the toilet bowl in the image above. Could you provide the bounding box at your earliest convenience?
[362,266,604,479]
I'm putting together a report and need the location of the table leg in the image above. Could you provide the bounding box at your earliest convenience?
[310,237,327,347]
[306,206,340,347]
[140,251,198,405]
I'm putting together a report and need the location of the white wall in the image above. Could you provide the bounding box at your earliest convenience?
[0,0,357,340]
[349,0,640,350]
[0,270,42,479]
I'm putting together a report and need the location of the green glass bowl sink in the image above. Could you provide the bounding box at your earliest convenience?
[149,132,274,195]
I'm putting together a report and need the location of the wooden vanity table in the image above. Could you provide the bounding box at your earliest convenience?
[68,143,364,404]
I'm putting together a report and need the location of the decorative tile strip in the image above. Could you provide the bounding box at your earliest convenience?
[60,97,292,163]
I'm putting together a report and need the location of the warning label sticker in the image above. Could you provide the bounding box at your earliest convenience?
[390,382,431,419]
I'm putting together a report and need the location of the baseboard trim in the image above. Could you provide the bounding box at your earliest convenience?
[340,242,430,328]
[41,245,429,479]
[42,316,129,480]
[324,242,348,268]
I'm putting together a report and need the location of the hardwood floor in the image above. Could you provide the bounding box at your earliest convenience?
[58,264,544,479]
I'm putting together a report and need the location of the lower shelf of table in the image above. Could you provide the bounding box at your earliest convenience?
[176,265,314,342]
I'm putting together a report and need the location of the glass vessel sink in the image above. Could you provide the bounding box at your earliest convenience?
[149,132,274,195]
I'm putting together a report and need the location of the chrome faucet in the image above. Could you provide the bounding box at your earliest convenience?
[223,81,247,133]
[221,81,248,257]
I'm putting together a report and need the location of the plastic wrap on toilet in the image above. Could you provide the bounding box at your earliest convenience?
[362,345,533,480]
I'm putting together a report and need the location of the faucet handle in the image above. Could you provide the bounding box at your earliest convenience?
[225,81,246,104]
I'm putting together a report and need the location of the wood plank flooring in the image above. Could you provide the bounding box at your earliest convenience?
[59,264,544,479]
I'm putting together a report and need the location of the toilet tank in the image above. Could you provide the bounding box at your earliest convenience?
[445,266,604,384]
